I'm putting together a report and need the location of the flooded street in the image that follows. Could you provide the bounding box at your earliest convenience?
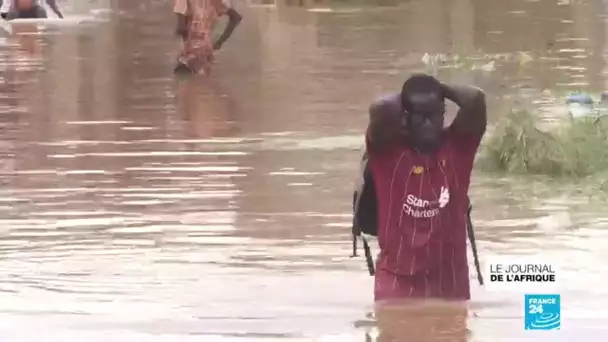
[1,0,608,340]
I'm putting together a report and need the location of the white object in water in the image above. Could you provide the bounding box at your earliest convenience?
[422,52,431,65]
[422,53,446,66]
[567,103,594,118]
[475,60,495,72]
[537,211,572,231]
[483,60,495,71]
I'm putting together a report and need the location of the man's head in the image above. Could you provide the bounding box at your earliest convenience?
[400,74,445,154]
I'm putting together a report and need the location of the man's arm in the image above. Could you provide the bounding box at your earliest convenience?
[365,94,406,154]
[212,0,242,50]
[174,0,189,40]
[442,84,487,138]
[45,0,63,18]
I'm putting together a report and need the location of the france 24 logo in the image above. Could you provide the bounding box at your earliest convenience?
[524,294,560,330]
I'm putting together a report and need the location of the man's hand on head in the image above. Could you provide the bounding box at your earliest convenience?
[440,83,487,137]
[366,94,407,153]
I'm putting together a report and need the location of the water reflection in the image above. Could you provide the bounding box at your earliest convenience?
[0,0,607,341]
[176,75,240,138]
[370,300,469,342]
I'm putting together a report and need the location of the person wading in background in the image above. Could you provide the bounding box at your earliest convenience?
[1,0,63,20]
[173,0,242,76]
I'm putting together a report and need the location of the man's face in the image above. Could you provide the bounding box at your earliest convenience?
[404,92,445,152]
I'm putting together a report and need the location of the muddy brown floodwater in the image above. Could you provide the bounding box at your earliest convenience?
[0,0,607,341]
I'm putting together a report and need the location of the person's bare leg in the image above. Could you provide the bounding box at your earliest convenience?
[174,18,194,77]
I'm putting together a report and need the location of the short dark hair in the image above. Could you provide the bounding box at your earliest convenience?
[400,74,444,112]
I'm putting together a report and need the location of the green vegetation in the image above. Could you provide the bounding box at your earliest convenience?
[478,109,608,179]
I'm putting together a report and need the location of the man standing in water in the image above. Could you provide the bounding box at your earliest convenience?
[173,0,242,76]
[1,0,63,20]
[365,74,487,301]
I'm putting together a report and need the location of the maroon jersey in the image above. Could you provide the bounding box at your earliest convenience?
[366,94,481,301]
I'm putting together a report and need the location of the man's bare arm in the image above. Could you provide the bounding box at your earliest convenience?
[213,8,242,50]
[175,14,188,39]
[442,84,487,137]
[366,94,406,153]
[46,0,63,18]
[174,0,189,39]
